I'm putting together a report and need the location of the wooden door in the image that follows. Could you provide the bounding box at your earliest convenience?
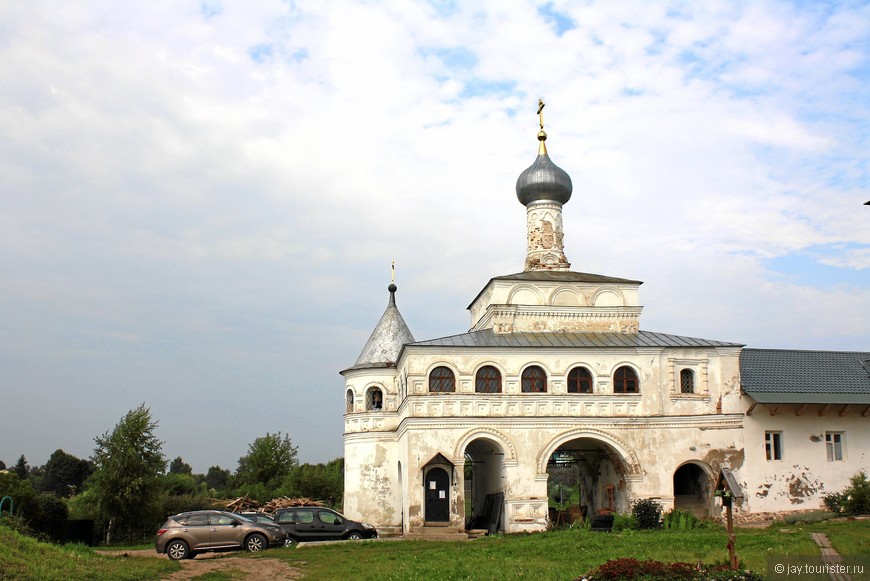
[425,467,450,522]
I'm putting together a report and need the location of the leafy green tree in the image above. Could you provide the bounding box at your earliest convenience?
[281,458,344,505]
[89,403,166,544]
[235,432,298,490]
[41,449,93,497]
[168,456,193,475]
[13,455,29,479]
[205,465,231,492]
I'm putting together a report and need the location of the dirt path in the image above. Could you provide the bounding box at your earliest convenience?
[98,549,303,580]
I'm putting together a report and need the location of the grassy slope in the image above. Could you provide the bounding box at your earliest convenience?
[0,525,178,581]
[273,525,829,581]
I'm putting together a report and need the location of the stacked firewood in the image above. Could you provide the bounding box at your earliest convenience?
[221,496,260,513]
[261,497,324,513]
[220,495,325,514]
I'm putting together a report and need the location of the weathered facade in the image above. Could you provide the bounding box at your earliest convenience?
[341,107,870,536]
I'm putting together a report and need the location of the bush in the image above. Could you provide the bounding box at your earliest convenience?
[821,471,870,516]
[662,508,703,530]
[611,512,638,531]
[631,498,662,530]
[843,471,870,515]
[821,491,846,514]
[578,558,765,581]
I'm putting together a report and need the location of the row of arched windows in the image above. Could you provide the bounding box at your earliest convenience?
[347,366,698,412]
[429,365,641,394]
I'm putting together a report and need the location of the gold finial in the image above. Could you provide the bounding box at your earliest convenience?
[536,98,548,155]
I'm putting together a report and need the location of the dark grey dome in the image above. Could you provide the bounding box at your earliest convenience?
[516,153,573,206]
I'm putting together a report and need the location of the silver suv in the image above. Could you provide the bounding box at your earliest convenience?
[155,510,287,560]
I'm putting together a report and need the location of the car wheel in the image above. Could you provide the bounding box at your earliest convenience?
[166,539,190,560]
[284,536,297,547]
[246,533,267,552]
[346,531,363,540]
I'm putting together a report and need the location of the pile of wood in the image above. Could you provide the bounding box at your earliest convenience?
[219,495,325,515]
[221,496,260,513]
[261,497,324,513]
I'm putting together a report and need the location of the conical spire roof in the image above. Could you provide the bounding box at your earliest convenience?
[351,283,415,369]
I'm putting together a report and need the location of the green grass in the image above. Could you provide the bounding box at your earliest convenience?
[267,525,829,580]
[0,525,178,581]
[3,519,868,580]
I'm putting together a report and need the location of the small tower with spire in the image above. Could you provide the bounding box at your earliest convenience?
[515,99,573,271]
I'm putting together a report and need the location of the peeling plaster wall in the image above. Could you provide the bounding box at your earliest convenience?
[740,402,870,512]
[343,342,750,533]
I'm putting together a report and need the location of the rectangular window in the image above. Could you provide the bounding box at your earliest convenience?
[826,432,844,462]
[765,431,782,461]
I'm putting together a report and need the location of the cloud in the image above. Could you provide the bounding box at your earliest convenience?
[0,0,867,471]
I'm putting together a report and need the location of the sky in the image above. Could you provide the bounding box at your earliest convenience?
[1,0,868,474]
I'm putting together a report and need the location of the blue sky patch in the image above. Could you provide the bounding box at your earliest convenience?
[422,47,477,70]
[200,0,222,20]
[538,3,576,36]
[249,43,274,64]
[765,244,869,287]
[460,79,516,99]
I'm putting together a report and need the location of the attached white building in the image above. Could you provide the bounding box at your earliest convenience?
[340,111,870,537]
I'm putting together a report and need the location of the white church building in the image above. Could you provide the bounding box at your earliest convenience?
[340,106,870,537]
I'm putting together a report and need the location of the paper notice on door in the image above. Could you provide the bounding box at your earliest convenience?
[439,490,445,499]
[429,481,436,490]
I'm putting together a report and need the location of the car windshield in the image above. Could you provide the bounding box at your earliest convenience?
[234,514,254,522]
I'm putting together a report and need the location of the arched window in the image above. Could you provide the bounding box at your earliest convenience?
[567,367,593,393]
[366,387,383,411]
[680,369,695,394]
[429,366,455,392]
[613,366,639,393]
[346,390,354,412]
[475,366,502,393]
[521,366,547,393]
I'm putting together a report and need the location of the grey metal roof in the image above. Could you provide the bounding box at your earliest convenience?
[345,284,415,372]
[407,329,742,349]
[740,348,870,404]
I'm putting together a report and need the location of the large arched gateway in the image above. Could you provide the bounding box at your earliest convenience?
[543,434,637,520]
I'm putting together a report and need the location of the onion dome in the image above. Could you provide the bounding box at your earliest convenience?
[516,104,573,206]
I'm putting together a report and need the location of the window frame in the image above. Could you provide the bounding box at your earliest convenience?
[567,366,593,394]
[679,369,695,394]
[521,365,547,393]
[366,387,383,411]
[428,366,456,393]
[613,366,639,394]
[765,431,783,461]
[475,365,502,393]
[825,432,844,462]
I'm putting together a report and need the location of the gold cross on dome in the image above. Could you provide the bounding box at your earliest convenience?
[537,99,545,130]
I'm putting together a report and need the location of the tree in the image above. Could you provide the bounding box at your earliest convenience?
[205,465,231,491]
[41,449,93,497]
[168,456,193,475]
[235,432,298,490]
[281,458,343,505]
[0,460,6,470]
[89,403,166,544]
[13,455,29,479]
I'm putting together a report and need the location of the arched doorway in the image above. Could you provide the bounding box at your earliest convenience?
[673,462,712,517]
[424,467,450,522]
[464,437,505,533]
[546,437,629,524]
